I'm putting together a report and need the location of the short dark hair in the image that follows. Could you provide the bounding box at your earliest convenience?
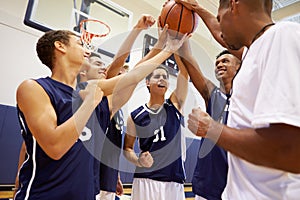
[36,30,76,70]
[216,49,231,59]
[216,49,241,66]
[90,52,102,59]
[146,65,169,81]
[146,65,169,93]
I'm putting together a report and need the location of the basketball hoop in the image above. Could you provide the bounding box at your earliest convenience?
[80,19,111,51]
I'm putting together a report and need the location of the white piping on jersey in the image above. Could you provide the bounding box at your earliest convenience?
[18,113,26,135]
[181,125,186,162]
[133,103,164,120]
[14,141,30,199]
[24,137,37,200]
[133,107,146,120]
[214,88,227,100]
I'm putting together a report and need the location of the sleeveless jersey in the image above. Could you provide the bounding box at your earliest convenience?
[76,82,110,194]
[131,99,186,184]
[192,87,229,200]
[99,110,123,192]
[15,77,96,200]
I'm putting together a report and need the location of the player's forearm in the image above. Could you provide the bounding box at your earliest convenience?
[208,122,300,173]
[107,28,142,78]
[193,6,226,47]
[45,98,97,160]
[173,55,189,108]
[135,39,164,67]
[180,55,212,104]
[123,148,142,167]
[128,51,172,85]
[176,72,188,104]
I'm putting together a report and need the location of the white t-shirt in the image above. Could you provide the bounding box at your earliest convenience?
[223,22,300,199]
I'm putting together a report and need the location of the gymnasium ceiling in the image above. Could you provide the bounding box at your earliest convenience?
[272,0,300,23]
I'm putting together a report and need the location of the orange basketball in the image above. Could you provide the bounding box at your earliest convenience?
[159,0,199,37]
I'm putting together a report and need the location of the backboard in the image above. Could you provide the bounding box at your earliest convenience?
[24,0,133,59]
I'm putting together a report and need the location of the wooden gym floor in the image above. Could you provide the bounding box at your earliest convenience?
[0,184,195,199]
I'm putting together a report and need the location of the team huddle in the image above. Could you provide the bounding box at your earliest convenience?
[14,0,300,200]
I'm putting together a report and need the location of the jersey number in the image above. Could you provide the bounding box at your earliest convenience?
[153,126,166,142]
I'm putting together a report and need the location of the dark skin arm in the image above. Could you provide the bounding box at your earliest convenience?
[219,123,300,173]
[175,0,244,59]
[178,40,215,107]
[188,108,300,173]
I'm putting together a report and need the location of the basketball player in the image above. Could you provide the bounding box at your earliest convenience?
[78,54,126,199]
[179,43,240,199]
[15,30,103,200]
[98,65,128,199]
[184,0,300,199]
[13,14,156,199]
[14,10,152,183]
[78,15,160,200]
[123,53,189,200]
[15,26,189,200]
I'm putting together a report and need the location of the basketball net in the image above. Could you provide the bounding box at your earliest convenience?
[80,19,111,52]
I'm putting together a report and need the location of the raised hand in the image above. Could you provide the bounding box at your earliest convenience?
[175,0,199,11]
[135,14,156,30]
[164,33,191,53]
[156,24,169,49]
[163,0,171,7]
[138,151,154,168]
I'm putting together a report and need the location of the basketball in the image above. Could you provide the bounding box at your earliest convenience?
[159,0,199,37]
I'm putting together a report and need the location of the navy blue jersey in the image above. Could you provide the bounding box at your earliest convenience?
[76,82,111,194]
[100,110,123,192]
[192,87,229,200]
[15,77,95,200]
[131,99,186,184]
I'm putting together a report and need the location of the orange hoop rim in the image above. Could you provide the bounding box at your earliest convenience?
[80,19,111,44]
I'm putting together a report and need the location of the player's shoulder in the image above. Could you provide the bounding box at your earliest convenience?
[271,21,300,37]
[131,105,145,116]
[16,78,52,112]
[17,78,44,97]
[275,21,300,29]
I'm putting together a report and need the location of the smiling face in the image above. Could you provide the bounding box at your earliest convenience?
[85,56,107,80]
[146,67,169,95]
[214,52,240,84]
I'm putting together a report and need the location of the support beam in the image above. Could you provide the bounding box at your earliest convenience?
[272,1,300,21]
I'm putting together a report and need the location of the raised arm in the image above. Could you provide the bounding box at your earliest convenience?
[97,24,169,97]
[103,32,190,116]
[106,14,156,78]
[176,0,224,46]
[17,80,103,160]
[134,23,169,67]
[175,0,243,59]
[169,53,189,112]
[178,40,215,107]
